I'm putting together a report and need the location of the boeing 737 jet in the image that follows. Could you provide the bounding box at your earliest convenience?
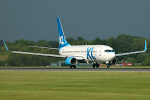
[4,17,147,68]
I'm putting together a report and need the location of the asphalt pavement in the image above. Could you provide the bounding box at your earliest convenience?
[0,68,150,72]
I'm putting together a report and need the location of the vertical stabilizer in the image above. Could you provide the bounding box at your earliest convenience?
[57,17,71,49]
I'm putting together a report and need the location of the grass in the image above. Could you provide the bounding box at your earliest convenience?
[0,71,150,100]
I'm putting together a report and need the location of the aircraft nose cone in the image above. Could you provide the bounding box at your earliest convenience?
[109,53,115,60]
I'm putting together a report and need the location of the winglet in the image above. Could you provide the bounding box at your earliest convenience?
[3,41,10,51]
[144,40,147,51]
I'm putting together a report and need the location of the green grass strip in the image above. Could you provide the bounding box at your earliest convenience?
[0,71,150,100]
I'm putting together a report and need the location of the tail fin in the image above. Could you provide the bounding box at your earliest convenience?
[57,17,71,49]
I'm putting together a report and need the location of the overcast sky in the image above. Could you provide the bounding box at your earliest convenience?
[0,0,150,42]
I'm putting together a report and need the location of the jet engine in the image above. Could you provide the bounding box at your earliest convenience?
[108,58,117,65]
[65,57,77,65]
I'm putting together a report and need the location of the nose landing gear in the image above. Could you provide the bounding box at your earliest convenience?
[106,61,110,68]
[106,64,110,68]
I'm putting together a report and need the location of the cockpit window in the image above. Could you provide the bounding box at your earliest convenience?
[105,50,115,52]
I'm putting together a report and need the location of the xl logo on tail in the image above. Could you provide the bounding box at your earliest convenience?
[87,47,96,60]
[59,36,64,44]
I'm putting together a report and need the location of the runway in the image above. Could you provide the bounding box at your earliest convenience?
[0,68,150,72]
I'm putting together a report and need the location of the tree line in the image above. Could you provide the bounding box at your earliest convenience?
[0,34,150,66]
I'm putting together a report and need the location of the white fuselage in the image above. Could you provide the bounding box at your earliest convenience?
[59,45,115,63]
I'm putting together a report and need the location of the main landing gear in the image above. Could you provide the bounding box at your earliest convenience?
[93,62,99,68]
[70,65,76,68]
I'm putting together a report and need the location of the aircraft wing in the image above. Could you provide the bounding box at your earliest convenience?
[3,41,66,58]
[116,40,147,56]
[29,46,59,50]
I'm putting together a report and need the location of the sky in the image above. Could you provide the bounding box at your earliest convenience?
[0,0,150,42]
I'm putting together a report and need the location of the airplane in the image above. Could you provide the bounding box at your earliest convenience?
[3,17,147,68]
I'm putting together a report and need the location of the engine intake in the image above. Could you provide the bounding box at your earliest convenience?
[108,58,117,65]
[65,57,77,65]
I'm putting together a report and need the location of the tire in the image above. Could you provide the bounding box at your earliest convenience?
[106,65,110,68]
[73,65,76,68]
[96,62,99,68]
[70,65,72,68]
[93,63,96,68]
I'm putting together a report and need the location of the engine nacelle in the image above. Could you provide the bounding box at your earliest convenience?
[65,57,77,65]
[108,58,117,65]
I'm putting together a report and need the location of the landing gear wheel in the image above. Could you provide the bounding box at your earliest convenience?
[106,64,110,68]
[96,62,99,68]
[73,65,76,68]
[93,63,96,68]
[93,62,99,68]
[70,65,76,68]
